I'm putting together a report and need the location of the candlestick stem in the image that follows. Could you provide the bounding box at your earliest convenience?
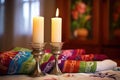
[50,42,63,75]
[31,43,46,77]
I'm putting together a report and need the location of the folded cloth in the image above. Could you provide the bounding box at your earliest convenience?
[0,47,110,75]
[96,59,117,71]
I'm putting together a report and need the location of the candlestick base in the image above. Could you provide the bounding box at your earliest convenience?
[30,43,46,77]
[50,42,63,75]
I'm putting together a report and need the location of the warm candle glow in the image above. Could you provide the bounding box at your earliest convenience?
[56,8,59,17]
[51,8,62,42]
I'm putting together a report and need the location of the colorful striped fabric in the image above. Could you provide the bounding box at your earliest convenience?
[0,47,108,75]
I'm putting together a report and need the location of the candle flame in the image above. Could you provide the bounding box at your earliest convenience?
[56,8,59,17]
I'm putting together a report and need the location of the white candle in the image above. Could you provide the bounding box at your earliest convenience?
[51,8,62,42]
[33,16,44,43]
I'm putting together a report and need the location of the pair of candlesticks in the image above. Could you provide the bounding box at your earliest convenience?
[30,42,63,77]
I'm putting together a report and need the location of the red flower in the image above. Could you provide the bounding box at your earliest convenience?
[72,9,79,20]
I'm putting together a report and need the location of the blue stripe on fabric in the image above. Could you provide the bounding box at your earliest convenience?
[8,51,31,74]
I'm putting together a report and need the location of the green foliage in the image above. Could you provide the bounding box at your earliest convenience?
[71,0,92,32]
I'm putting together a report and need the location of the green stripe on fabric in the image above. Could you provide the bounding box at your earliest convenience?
[90,61,97,72]
[19,55,35,74]
[40,53,52,64]
[79,61,86,73]
[85,61,97,73]
[12,47,32,52]
[79,61,97,73]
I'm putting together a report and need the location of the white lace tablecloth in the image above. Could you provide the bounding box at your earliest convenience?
[0,70,120,80]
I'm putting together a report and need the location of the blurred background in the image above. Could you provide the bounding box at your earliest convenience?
[0,0,56,51]
[0,0,120,60]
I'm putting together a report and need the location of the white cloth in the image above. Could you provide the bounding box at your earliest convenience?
[96,59,117,71]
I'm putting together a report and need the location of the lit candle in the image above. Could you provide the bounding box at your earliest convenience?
[51,8,62,42]
[33,16,44,43]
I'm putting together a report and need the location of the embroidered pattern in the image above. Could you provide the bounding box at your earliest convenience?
[79,61,96,73]
[63,60,80,73]
[8,51,31,74]
[90,72,117,80]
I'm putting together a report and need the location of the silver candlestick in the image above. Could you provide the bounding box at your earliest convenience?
[31,43,46,77]
[50,42,63,75]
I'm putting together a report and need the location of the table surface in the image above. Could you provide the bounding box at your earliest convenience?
[0,70,120,80]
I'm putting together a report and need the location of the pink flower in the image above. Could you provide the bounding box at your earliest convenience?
[72,9,79,20]
[75,2,87,14]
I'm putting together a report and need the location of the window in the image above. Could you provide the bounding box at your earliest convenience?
[0,0,5,36]
[14,0,40,35]
[0,0,41,50]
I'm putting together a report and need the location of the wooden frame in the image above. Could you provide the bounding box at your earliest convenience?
[56,0,100,49]
[102,0,120,46]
